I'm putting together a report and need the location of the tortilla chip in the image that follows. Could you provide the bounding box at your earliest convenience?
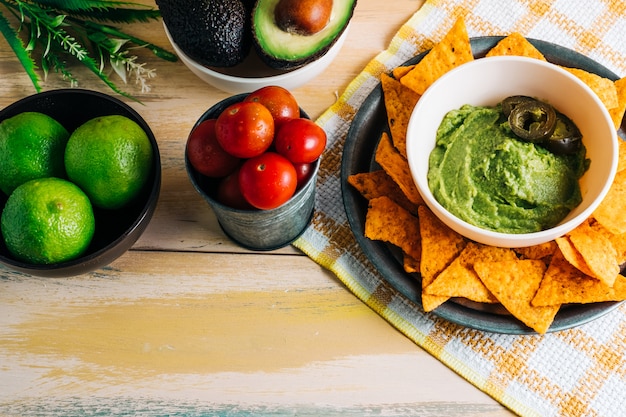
[403,253,420,274]
[514,241,558,261]
[393,64,415,80]
[424,242,518,303]
[381,73,421,158]
[532,250,626,306]
[555,235,595,277]
[347,170,418,214]
[561,67,619,110]
[400,17,474,95]
[593,169,626,234]
[375,132,424,205]
[617,139,626,174]
[474,259,557,334]
[591,220,626,265]
[485,33,547,60]
[418,205,467,311]
[618,139,626,174]
[609,77,626,129]
[567,221,619,287]
[365,196,421,261]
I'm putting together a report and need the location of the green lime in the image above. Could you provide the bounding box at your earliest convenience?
[1,177,95,265]
[64,115,153,210]
[0,112,69,195]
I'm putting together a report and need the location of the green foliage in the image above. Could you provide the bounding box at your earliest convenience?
[0,0,177,101]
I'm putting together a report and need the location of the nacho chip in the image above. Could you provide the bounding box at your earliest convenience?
[393,64,415,80]
[561,67,619,110]
[567,221,619,287]
[424,242,518,303]
[514,241,558,261]
[375,132,424,205]
[365,196,421,261]
[485,33,547,60]
[617,138,626,174]
[381,73,421,157]
[418,205,467,311]
[591,220,626,265]
[347,170,418,214]
[555,235,595,277]
[474,259,557,334]
[609,77,626,129]
[400,17,473,95]
[593,169,626,234]
[532,250,626,306]
[403,253,420,274]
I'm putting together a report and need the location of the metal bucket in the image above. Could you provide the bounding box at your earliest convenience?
[185,93,318,250]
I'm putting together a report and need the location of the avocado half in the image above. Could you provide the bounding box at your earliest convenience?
[252,0,357,70]
[157,0,251,68]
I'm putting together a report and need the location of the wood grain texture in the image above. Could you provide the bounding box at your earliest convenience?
[0,1,514,415]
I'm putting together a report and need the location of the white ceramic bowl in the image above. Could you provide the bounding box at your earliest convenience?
[163,24,349,94]
[406,56,618,248]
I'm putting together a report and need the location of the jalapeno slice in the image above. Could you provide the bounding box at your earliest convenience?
[501,95,536,117]
[508,99,557,143]
[542,112,583,155]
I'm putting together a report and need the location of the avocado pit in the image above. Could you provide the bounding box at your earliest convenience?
[274,0,332,36]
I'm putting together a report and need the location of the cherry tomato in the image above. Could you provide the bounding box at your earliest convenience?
[274,118,327,164]
[215,101,274,158]
[293,162,314,189]
[186,119,240,177]
[244,86,300,130]
[216,168,255,210]
[238,152,297,210]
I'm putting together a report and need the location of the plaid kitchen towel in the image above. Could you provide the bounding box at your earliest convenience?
[293,1,626,416]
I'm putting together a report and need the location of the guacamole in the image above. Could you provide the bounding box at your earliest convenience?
[428,104,589,234]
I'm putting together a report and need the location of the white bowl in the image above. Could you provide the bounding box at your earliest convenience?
[406,56,618,248]
[163,24,349,94]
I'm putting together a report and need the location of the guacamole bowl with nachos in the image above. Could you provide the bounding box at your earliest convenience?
[406,56,618,248]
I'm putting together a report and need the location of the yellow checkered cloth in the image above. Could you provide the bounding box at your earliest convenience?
[293,1,626,416]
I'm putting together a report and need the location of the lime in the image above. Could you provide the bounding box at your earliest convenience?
[0,112,69,195]
[64,115,153,210]
[1,177,95,264]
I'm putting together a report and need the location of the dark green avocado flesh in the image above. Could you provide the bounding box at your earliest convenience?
[252,0,357,70]
[157,0,251,67]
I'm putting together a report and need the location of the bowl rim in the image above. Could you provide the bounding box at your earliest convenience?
[163,23,350,85]
[0,88,161,274]
[406,55,618,247]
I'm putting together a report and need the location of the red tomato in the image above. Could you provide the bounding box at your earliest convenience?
[215,101,274,158]
[244,86,299,130]
[274,118,327,164]
[216,169,255,210]
[293,162,314,189]
[186,119,240,177]
[238,152,297,210]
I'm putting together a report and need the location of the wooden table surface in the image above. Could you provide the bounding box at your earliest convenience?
[0,1,515,415]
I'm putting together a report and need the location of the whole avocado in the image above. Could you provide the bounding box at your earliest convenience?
[157,0,251,67]
[252,0,357,70]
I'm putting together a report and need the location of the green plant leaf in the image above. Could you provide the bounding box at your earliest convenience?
[0,9,42,92]
[33,0,152,12]
[81,19,177,61]
[67,8,161,24]
[36,0,161,24]
[0,0,176,101]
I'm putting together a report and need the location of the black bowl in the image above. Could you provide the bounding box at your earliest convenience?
[0,89,161,277]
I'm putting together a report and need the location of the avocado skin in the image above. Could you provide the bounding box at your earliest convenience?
[157,0,251,67]
[252,0,357,70]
